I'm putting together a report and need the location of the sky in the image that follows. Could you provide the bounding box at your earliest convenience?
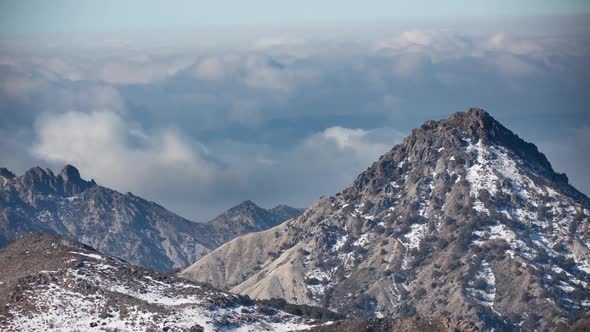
[2,1,590,34]
[1,2,589,221]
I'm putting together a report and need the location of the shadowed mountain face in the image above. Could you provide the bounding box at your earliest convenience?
[0,233,315,331]
[181,109,590,331]
[0,165,303,271]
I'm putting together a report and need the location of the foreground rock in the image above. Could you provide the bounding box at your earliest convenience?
[181,109,590,331]
[0,233,315,331]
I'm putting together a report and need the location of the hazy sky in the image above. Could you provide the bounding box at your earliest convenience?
[0,3,589,220]
[2,1,590,34]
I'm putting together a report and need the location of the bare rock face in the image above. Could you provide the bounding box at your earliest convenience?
[0,233,315,331]
[0,165,303,272]
[181,109,590,331]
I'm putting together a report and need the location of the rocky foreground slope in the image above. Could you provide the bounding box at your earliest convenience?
[0,233,317,331]
[181,109,590,331]
[0,166,302,271]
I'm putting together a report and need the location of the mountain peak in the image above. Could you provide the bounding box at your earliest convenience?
[205,200,304,245]
[237,199,259,209]
[57,164,95,195]
[449,107,490,124]
[390,108,567,186]
[24,166,54,179]
[0,167,15,179]
[58,164,81,182]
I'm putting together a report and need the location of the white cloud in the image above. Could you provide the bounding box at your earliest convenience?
[18,53,194,85]
[91,58,191,85]
[301,126,404,170]
[482,32,542,55]
[31,111,217,194]
[192,54,319,92]
[375,30,434,50]
[193,56,227,81]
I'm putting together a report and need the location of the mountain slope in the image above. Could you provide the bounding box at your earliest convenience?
[0,233,316,331]
[180,109,590,331]
[0,165,303,271]
[0,165,214,271]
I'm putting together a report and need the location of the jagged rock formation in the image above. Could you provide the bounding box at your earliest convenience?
[0,233,316,331]
[181,109,590,331]
[0,165,303,271]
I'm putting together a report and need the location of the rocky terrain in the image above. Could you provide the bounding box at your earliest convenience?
[0,165,302,271]
[0,233,318,331]
[305,317,478,332]
[181,109,590,331]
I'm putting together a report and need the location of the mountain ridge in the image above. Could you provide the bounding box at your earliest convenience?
[0,165,303,271]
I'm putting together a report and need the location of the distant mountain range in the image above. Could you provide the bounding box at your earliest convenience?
[180,109,590,331]
[0,165,303,271]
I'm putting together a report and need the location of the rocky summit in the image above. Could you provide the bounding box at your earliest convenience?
[180,109,590,331]
[0,165,303,272]
[0,233,316,331]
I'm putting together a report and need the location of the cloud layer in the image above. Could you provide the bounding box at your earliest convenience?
[1,21,589,220]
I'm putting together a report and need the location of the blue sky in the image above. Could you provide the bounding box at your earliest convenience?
[2,0,590,34]
[0,4,589,220]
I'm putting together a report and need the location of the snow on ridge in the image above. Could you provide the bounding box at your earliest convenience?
[69,251,104,261]
[465,138,543,202]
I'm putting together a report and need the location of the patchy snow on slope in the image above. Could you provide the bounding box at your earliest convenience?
[402,223,428,251]
[398,223,428,270]
[333,234,348,251]
[466,260,497,311]
[465,139,543,206]
[354,233,371,247]
[5,260,315,332]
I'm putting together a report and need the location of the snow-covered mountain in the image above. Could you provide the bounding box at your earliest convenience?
[0,233,317,331]
[0,165,302,271]
[180,109,590,331]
